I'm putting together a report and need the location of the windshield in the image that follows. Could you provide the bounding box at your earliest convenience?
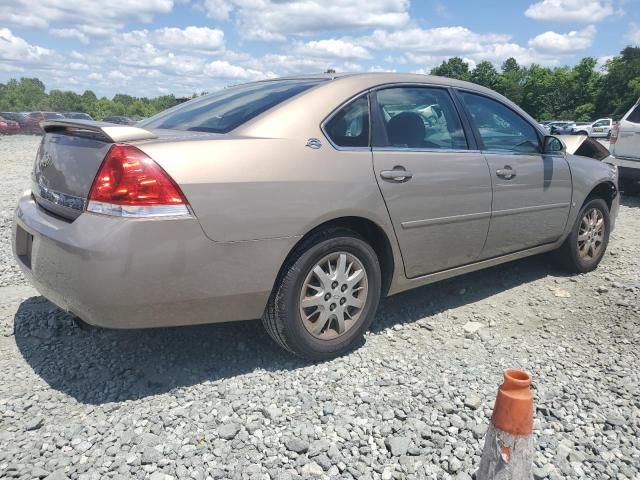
[140,79,326,133]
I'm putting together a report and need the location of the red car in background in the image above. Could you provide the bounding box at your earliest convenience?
[25,112,66,133]
[0,115,21,135]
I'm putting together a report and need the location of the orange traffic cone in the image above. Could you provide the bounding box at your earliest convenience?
[477,369,534,480]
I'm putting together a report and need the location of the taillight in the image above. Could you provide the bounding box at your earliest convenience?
[87,144,190,217]
[610,123,619,144]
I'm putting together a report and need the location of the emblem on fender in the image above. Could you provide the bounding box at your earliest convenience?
[306,138,322,149]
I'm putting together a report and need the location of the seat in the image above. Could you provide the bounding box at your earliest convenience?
[387,112,426,148]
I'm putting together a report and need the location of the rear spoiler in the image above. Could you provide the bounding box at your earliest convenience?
[41,119,157,143]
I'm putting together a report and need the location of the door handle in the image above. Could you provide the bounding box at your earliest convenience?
[496,166,516,180]
[380,167,413,182]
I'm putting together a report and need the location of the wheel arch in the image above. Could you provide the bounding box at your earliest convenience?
[275,216,397,297]
[584,180,618,210]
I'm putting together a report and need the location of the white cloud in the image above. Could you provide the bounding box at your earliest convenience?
[0,28,55,64]
[363,27,511,55]
[528,25,596,54]
[50,28,89,44]
[293,39,371,60]
[203,60,264,80]
[627,23,640,46]
[204,0,234,20]
[204,0,410,40]
[524,0,619,23]
[120,26,225,52]
[0,0,174,30]
[107,70,128,81]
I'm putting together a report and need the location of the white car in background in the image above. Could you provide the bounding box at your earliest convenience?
[610,99,640,190]
[573,118,613,138]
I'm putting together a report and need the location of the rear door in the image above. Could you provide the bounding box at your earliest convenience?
[371,86,492,278]
[613,102,640,159]
[457,91,572,259]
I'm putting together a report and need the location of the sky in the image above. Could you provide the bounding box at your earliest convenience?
[0,0,639,98]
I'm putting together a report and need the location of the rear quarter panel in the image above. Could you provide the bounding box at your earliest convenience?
[138,137,395,244]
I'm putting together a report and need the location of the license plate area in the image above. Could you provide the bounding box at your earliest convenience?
[15,225,33,269]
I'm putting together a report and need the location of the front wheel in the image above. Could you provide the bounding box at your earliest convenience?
[263,228,381,360]
[559,198,610,273]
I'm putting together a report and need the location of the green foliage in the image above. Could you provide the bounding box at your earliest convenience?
[2,47,639,122]
[0,78,178,120]
[430,47,640,120]
[430,57,471,81]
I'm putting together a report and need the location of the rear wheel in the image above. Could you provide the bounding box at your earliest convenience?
[263,228,381,360]
[559,198,610,273]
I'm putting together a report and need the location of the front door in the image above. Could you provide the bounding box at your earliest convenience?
[371,86,493,278]
[458,91,572,259]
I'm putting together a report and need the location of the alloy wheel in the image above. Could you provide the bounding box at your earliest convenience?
[577,207,605,261]
[299,251,368,340]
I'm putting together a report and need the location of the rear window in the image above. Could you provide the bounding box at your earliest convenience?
[140,79,326,133]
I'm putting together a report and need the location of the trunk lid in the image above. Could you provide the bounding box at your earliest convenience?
[32,120,159,220]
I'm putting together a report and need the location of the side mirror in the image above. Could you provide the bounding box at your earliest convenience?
[543,135,565,154]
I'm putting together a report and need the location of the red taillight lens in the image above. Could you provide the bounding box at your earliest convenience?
[610,123,619,144]
[87,144,190,217]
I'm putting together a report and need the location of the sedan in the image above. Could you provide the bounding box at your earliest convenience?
[13,73,619,360]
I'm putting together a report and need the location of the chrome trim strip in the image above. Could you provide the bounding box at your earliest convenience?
[492,202,570,218]
[401,211,491,229]
[373,147,480,154]
[32,180,85,211]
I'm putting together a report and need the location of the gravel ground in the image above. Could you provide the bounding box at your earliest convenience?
[0,134,638,480]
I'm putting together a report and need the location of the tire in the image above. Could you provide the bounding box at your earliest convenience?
[559,198,610,273]
[576,130,588,136]
[262,227,382,360]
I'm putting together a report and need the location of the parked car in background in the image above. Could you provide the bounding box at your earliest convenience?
[0,112,37,134]
[102,115,135,125]
[26,112,66,133]
[13,73,619,360]
[610,98,640,191]
[0,115,21,134]
[548,121,575,135]
[573,118,613,138]
[63,112,94,121]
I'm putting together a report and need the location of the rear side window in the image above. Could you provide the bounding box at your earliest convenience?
[375,87,468,150]
[140,79,325,133]
[627,105,640,124]
[324,96,370,148]
[461,92,539,154]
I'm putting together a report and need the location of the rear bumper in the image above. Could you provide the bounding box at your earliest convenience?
[609,156,640,180]
[13,193,297,329]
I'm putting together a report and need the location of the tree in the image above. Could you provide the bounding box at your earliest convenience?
[430,57,471,81]
[501,57,520,74]
[595,46,640,117]
[2,47,639,121]
[471,61,499,89]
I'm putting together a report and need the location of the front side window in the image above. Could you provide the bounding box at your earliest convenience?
[324,96,370,148]
[140,79,325,133]
[593,119,609,127]
[461,92,540,154]
[375,87,467,150]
